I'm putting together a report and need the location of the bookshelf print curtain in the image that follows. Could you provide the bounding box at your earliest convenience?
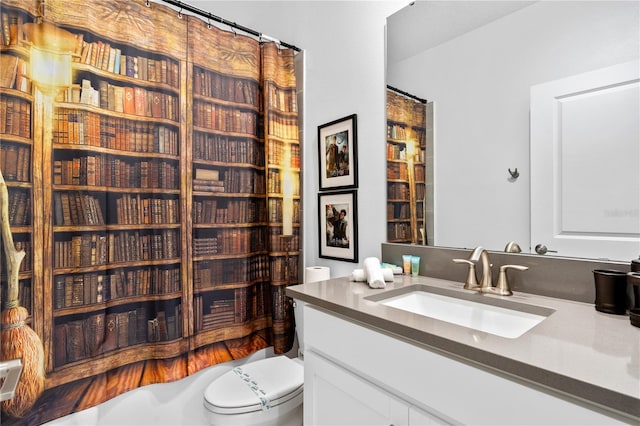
[0,0,300,424]
[262,42,299,354]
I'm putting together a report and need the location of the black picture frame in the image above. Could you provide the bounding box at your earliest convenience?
[318,114,358,190]
[318,190,358,262]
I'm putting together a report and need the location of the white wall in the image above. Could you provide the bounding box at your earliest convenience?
[186,1,405,278]
[387,1,639,252]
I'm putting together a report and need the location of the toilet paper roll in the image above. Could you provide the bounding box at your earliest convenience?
[305,266,331,283]
[351,268,366,281]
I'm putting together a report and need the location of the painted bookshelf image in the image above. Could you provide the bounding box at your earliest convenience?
[188,17,294,350]
[264,78,301,285]
[42,19,186,381]
[0,2,302,421]
[53,299,182,368]
[193,285,269,330]
[262,43,301,353]
[0,5,34,327]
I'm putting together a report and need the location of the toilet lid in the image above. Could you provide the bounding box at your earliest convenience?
[204,356,304,415]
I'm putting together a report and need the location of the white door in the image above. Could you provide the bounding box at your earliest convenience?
[530,61,640,261]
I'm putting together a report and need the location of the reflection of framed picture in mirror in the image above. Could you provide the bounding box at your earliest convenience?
[318,190,358,262]
[318,114,358,190]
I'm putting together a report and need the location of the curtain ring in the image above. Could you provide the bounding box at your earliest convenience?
[207,17,211,29]
[178,8,183,19]
[145,0,150,7]
[225,20,236,37]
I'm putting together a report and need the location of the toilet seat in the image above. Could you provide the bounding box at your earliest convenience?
[204,356,303,416]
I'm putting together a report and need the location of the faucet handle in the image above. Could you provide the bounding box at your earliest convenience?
[493,264,529,296]
[452,258,479,289]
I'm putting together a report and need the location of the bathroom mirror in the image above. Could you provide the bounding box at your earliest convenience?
[386,0,640,261]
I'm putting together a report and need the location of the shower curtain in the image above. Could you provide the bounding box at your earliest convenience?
[0,0,300,424]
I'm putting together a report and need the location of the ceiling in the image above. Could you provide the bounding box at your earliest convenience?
[386,1,537,64]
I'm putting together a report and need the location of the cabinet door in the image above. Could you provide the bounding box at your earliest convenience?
[305,350,408,426]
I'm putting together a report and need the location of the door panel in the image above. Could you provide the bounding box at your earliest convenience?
[530,61,640,260]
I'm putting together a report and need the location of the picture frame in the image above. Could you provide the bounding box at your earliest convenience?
[318,114,358,190]
[318,190,358,262]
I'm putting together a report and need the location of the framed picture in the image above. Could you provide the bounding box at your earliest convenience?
[318,190,358,262]
[318,114,358,190]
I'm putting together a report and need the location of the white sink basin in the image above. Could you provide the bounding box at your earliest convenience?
[371,286,552,339]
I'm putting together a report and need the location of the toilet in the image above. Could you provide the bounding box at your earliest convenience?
[203,300,305,425]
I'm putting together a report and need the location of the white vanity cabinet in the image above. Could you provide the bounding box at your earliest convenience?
[305,349,448,425]
[305,350,412,425]
[304,305,451,425]
[409,406,447,425]
[303,305,626,425]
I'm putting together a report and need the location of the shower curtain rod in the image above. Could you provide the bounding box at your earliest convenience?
[387,85,427,104]
[158,0,301,52]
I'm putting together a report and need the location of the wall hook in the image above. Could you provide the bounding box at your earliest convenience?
[508,168,519,179]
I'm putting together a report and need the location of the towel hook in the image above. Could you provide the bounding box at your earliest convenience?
[508,168,519,179]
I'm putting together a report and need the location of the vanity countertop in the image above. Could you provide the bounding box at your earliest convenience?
[286,275,640,423]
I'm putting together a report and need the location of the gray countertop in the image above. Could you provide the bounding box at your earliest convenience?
[286,275,640,423]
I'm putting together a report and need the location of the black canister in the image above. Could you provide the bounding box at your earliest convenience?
[593,269,628,315]
[631,257,640,309]
[628,271,640,312]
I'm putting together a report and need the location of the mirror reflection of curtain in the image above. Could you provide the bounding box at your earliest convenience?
[0,0,300,423]
[386,88,429,245]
